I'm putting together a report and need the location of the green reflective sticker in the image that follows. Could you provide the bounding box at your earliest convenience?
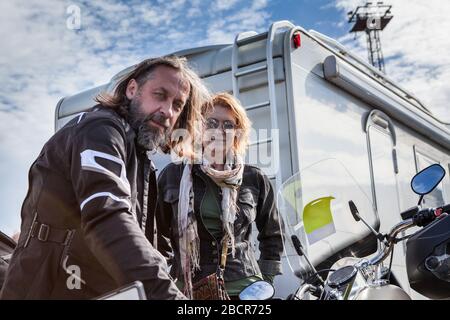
[303,196,336,244]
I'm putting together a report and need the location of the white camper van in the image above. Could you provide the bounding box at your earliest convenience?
[54,21,450,299]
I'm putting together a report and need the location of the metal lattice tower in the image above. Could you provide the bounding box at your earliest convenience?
[348,2,393,73]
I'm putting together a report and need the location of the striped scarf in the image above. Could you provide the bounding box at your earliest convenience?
[177,155,244,299]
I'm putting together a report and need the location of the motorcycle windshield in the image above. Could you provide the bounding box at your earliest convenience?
[277,158,378,281]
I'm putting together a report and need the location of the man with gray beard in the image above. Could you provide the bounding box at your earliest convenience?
[128,97,171,152]
[0,56,210,300]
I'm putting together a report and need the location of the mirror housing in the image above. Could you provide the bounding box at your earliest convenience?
[411,164,445,196]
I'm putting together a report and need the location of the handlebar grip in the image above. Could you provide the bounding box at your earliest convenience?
[441,204,450,214]
[413,208,437,227]
[401,206,420,220]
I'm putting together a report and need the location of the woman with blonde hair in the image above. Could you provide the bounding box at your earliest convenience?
[156,92,284,299]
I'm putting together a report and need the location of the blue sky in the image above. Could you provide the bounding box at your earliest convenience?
[1,0,449,237]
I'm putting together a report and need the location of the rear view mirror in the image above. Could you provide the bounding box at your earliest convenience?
[239,280,274,300]
[411,164,445,196]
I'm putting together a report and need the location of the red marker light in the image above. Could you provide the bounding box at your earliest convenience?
[293,33,301,48]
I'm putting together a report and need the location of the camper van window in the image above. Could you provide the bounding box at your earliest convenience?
[414,150,445,207]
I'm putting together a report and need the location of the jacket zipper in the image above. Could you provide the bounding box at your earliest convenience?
[141,155,150,233]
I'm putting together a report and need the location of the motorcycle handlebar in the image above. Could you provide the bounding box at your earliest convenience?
[369,204,448,266]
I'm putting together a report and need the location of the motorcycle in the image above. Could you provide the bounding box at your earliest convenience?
[277,158,450,300]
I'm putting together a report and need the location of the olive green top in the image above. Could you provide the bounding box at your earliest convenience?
[199,178,223,239]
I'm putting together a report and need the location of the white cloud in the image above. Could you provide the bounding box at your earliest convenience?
[213,0,240,11]
[204,0,271,44]
[251,0,269,11]
[335,0,450,122]
[139,7,172,27]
